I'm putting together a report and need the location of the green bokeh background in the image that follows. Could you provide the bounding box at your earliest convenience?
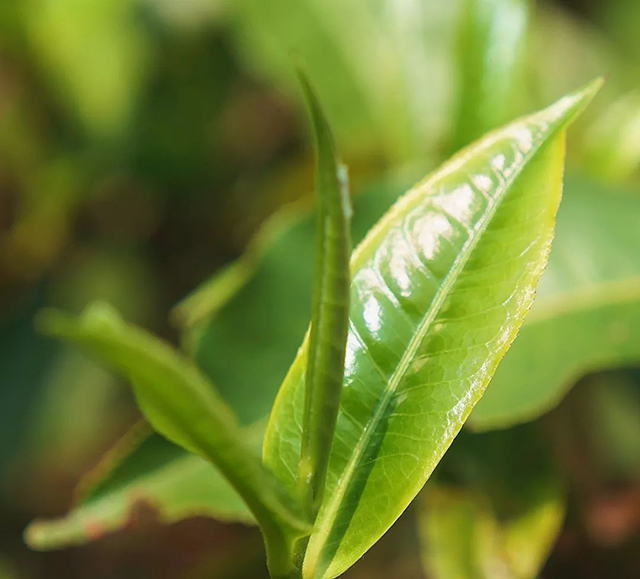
[1,0,640,577]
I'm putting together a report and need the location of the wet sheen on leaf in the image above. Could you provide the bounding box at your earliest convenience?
[470,175,640,430]
[264,80,601,579]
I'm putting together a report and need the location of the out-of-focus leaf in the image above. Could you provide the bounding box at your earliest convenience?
[264,82,600,579]
[600,0,640,63]
[0,558,15,579]
[173,257,257,330]
[449,0,529,152]
[470,175,640,430]
[144,0,226,29]
[581,91,640,183]
[588,372,640,478]
[0,290,56,475]
[21,245,160,472]
[0,156,88,287]
[418,425,565,579]
[25,424,257,551]
[528,4,631,125]
[24,0,148,139]
[35,302,310,576]
[228,0,458,159]
[23,349,120,469]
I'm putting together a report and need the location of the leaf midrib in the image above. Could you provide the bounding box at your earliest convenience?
[305,125,555,575]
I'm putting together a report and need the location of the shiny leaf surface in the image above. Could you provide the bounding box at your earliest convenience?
[188,178,408,426]
[264,81,601,579]
[470,175,640,430]
[418,426,565,579]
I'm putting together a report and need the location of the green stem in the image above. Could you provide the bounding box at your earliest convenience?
[37,304,311,579]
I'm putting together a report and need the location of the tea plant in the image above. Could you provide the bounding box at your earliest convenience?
[25,69,602,579]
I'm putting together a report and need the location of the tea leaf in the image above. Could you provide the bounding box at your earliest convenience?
[186,178,406,426]
[581,90,640,183]
[470,175,640,430]
[36,303,309,578]
[25,430,255,550]
[449,0,529,152]
[264,80,601,579]
[418,426,565,579]
[297,70,351,515]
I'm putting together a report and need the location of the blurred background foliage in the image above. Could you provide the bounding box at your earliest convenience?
[1,0,640,578]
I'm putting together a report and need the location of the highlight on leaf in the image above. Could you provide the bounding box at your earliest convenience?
[470,174,640,430]
[23,70,604,579]
[264,78,602,579]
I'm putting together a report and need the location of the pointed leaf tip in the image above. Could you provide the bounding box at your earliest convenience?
[542,77,604,128]
[36,302,123,339]
[266,79,598,579]
[295,65,352,517]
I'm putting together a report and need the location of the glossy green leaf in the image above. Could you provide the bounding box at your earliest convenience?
[418,426,565,579]
[25,428,255,550]
[449,0,529,152]
[264,81,601,579]
[36,302,309,579]
[31,177,407,553]
[470,175,640,430]
[297,71,351,515]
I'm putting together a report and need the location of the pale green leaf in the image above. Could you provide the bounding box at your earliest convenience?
[418,426,565,579]
[581,90,640,183]
[470,175,640,430]
[449,0,529,152]
[264,80,601,579]
[24,0,148,138]
[36,302,309,578]
[25,429,255,551]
